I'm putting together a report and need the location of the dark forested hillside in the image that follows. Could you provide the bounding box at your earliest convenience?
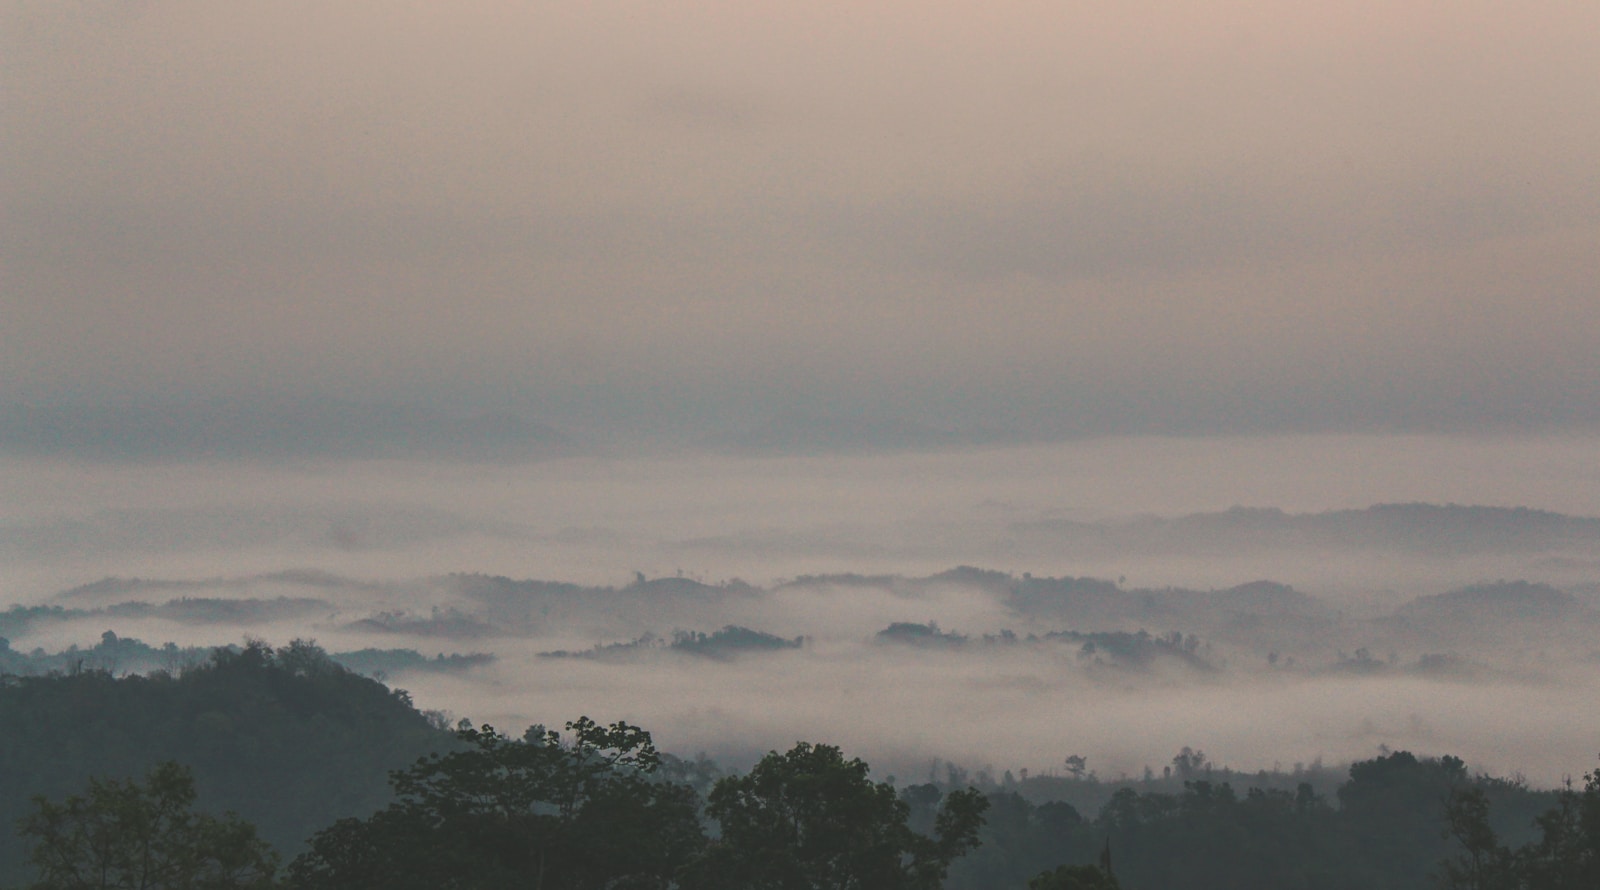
[3,643,1595,889]
[0,642,452,884]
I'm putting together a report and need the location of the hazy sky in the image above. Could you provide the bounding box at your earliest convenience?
[13,5,1600,788]
[5,1,1600,449]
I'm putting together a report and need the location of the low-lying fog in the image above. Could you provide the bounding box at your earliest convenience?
[5,434,1600,786]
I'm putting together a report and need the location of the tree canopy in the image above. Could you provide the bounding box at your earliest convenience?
[685,741,987,890]
[19,761,279,890]
[1027,863,1120,890]
[8,643,1600,890]
[289,717,704,889]
[0,640,450,881]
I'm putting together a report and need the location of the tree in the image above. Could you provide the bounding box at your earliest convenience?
[1340,751,1471,889]
[1512,760,1600,890]
[684,741,987,890]
[938,793,1099,890]
[1439,786,1513,890]
[289,717,703,889]
[0,639,450,882]
[1170,748,1209,780]
[18,761,279,889]
[1028,864,1120,890]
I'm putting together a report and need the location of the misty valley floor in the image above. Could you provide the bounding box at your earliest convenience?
[5,439,1600,784]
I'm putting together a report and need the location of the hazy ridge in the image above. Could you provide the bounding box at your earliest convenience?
[7,500,1600,786]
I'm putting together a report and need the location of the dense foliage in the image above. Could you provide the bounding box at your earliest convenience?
[6,646,1600,888]
[685,742,986,890]
[291,718,704,889]
[18,762,279,889]
[1435,764,1600,890]
[0,642,450,884]
[1027,864,1120,889]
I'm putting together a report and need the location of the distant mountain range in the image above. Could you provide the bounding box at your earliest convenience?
[0,400,580,460]
[1013,503,1600,555]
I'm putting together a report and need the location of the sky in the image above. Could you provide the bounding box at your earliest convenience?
[7,2,1600,784]
[5,1,1600,453]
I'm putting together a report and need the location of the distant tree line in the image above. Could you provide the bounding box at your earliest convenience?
[14,720,992,889]
[4,643,1598,888]
[0,629,491,680]
[0,641,446,882]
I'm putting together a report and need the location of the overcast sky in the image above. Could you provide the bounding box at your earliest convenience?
[5,1,1600,452]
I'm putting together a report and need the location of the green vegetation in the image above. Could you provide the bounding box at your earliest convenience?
[539,626,803,661]
[19,761,279,889]
[686,742,986,889]
[6,643,1600,888]
[0,631,490,680]
[1027,864,1120,889]
[0,641,449,884]
[291,718,703,889]
[1435,765,1600,890]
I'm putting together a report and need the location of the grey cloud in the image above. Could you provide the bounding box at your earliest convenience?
[0,400,579,461]
[636,87,769,130]
[5,2,1600,445]
[0,502,523,560]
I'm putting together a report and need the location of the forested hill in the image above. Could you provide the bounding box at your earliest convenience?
[1013,503,1600,555]
[2,645,1594,888]
[0,642,452,883]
